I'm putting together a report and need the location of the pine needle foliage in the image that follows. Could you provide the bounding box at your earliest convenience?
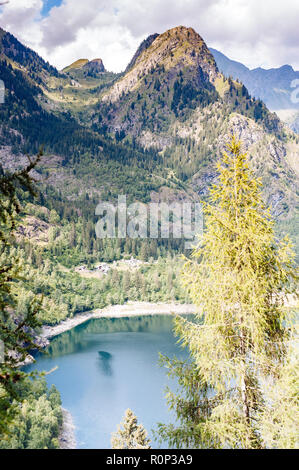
[158,137,298,449]
[111,408,151,449]
[0,151,43,435]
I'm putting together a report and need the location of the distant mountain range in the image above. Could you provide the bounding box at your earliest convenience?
[0,25,298,250]
[210,47,299,132]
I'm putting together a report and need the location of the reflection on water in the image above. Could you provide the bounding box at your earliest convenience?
[24,315,189,449]
[43,315,180,358]
[98,351,113,376]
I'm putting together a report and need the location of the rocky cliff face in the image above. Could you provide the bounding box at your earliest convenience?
[83,58,106,73]
[0,24,298,244]
[125,33,159,73]
[93,26,298,225]
[63,58,106,74]
[102,26,219,103]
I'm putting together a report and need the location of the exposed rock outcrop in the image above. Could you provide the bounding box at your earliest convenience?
[125,33,159,72]
[102,26,219,103]
[59,409,76,449]
[63,58,106,74]
[83,58,106,73]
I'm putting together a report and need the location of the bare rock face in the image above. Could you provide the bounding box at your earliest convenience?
[125,33,159,72]
[139,130,173,150]
[16,216,51,244]
[59,409,76,449]
[102,26,219,103]
[83,58,106,73]
[63,58,106,73]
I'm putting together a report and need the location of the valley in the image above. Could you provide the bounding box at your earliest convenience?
[0,18,298,451]
[0,25,297,255]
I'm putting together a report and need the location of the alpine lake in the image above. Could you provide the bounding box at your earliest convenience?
[24,314,189,449]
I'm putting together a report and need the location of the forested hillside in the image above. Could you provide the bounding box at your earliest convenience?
[0,19,298,451]
[0,25,298,331]
[0,26,297,238]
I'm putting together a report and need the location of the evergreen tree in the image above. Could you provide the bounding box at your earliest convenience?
[111,409,151,449]
[259,331,299,448]
[0,378,63,449]
[69,222,77,248]
[158,137,298,449]
[0,152,43,435]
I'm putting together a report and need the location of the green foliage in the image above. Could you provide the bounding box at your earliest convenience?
[0,378,62,449]
[0,153,44,435]
[111,408,151,449]
[258,330,299,448]
[159,137,298,449]
[157,356,214,449]
[13,253,190,326]
[171,77,217,118]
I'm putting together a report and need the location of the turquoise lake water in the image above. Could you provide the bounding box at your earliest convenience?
[24,315,188,449]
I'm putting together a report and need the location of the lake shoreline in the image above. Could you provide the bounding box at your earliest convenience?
[41,302,198,340]
[59,408,76,450]
[37,302,197,450]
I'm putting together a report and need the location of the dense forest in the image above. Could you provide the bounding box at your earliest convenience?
[0,21,298,451]
[0,379,62,449]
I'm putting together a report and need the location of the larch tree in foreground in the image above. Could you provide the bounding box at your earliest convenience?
[158,137,298,449]
[111,409,151,449]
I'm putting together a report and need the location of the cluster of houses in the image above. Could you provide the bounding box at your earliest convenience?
[95,263,110,275]
[75,258,143,276]
[75,265,90,273]
[121,258,143,269]
[75,263,110,275]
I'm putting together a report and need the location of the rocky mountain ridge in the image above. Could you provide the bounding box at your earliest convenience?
[102,26,219,103]
[63,58,106,74]
[0,24,298,251]
[210,47,299,133]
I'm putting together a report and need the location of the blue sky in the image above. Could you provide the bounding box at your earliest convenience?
[0,0,298,73]
[41,0,63,17]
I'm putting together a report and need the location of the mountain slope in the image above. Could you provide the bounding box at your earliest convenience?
[0,27,59,84]
[91,27,298,233]
[210,47,299,112]
[63,58,106,75]
[0,25,298,252]
[125,33,159,73]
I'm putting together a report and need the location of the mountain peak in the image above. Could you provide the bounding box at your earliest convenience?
[162,25,202,40]
[63,58,106,73]
[84,58,106,73]
[132,25,217,73]
[125,33,159,72]
[62,59,89,72]
[278,64,294,72]
[103,25,218,103]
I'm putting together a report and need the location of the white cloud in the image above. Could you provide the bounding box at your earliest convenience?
[0,0,43,46]
[0,0,298,72]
